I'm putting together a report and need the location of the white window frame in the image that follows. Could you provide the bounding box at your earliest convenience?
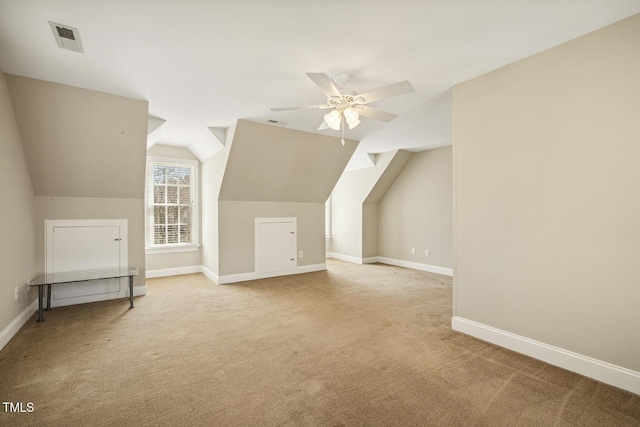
[145,156,199,254]
[325,195,332,240]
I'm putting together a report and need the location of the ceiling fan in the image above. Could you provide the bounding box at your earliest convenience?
[271,72,415,144]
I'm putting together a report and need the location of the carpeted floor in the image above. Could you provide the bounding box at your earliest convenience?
[0,260,638,426]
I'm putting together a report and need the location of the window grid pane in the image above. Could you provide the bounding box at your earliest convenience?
[166,186,178,204]
[150,161,194,246]
[154,185,166,204]
[179,186,190,204]
[153,165,166,184]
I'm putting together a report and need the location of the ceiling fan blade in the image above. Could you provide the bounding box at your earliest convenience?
[317,121,329,131]
[271,104,330,112]
[356,80,415,104]
[306,73,342,97]
[355,105,397,122]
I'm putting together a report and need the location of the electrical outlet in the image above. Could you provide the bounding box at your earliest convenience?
[298,251,304,258]
[425,250,430,257]
[14,287,19,300]
[338,241,342,248]
[411,248,415,255]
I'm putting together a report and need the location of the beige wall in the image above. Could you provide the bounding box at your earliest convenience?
[378,146,452,268]
[219,201,325,276]
[0,70,36,333]
[330,150,413,260]
[201,123,237,276]
[330,172,364,258]
[34,197,146,288]
[5,75,148,285]
[209,120,354,278]
[146,145,202,271]
[362,204,378,259]
[220,120,357,202]
[453,15,640,371]
[5,75,148,198]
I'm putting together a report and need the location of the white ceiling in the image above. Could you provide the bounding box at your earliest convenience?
[1,1,638,169]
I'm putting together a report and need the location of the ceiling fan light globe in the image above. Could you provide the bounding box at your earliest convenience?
[347,119,360,129]
[343,107,359,122]
[324,109,342,131]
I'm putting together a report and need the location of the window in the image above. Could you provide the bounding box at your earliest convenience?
[325,196,332,239]
[146,157,199,253]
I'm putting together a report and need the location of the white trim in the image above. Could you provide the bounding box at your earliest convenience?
[327,253,454,276]
[146,156,200,249]
[219,271,257,285]
[326,252,365,264]
[201,265,219,284]
[255,217,297,275]
[0,299,38,351]
[451,316,640,395]
[295,263,327,274]
[145,244,199,255]
[219,263,326,285]
[142,262,328,285]
[377,256,453,276]
[325,196,332,238]
[133,285,147,296]
[146,265,202,278]
[45,219,130,306]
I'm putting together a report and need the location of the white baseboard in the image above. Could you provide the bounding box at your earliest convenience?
[451,316,640,395]
[146,265,202,278]
[377,256,453,276]
[133,285,147,297]
[326,252,365,264]
[0,299,38,351]
[218,263,327,285]
[146,264,327,286]
[326,253,379,265]
[328,254,453,276]
[296,263,327,274]
[218,271,256,285]
[201,265,219,284]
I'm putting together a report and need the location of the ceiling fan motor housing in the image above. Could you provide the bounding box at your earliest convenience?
[327,94,365,111]
[332,72,352,88]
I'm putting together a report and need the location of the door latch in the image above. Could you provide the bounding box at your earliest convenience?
[114,238,122,241]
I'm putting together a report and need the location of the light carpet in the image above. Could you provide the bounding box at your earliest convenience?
[0,260,638,426]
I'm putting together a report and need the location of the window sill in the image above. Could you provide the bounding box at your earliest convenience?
[146,244,200,255]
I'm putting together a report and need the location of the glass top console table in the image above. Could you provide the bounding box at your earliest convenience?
[29,267,139,322]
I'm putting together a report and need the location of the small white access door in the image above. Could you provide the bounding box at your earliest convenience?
[45,219,128,307]
[255,218,296,275]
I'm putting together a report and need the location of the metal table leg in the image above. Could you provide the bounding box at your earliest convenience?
[129,275,134,309]
[46,284,52,311]
[37,285,44,322]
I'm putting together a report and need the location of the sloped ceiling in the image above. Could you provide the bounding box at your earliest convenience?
[1,1,638,169]
[364,150,414,204]
[219,120,357,202]
[6,74,148,198]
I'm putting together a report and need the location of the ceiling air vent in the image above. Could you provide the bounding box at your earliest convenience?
[49,21,84,53]
[266,120,288,126]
